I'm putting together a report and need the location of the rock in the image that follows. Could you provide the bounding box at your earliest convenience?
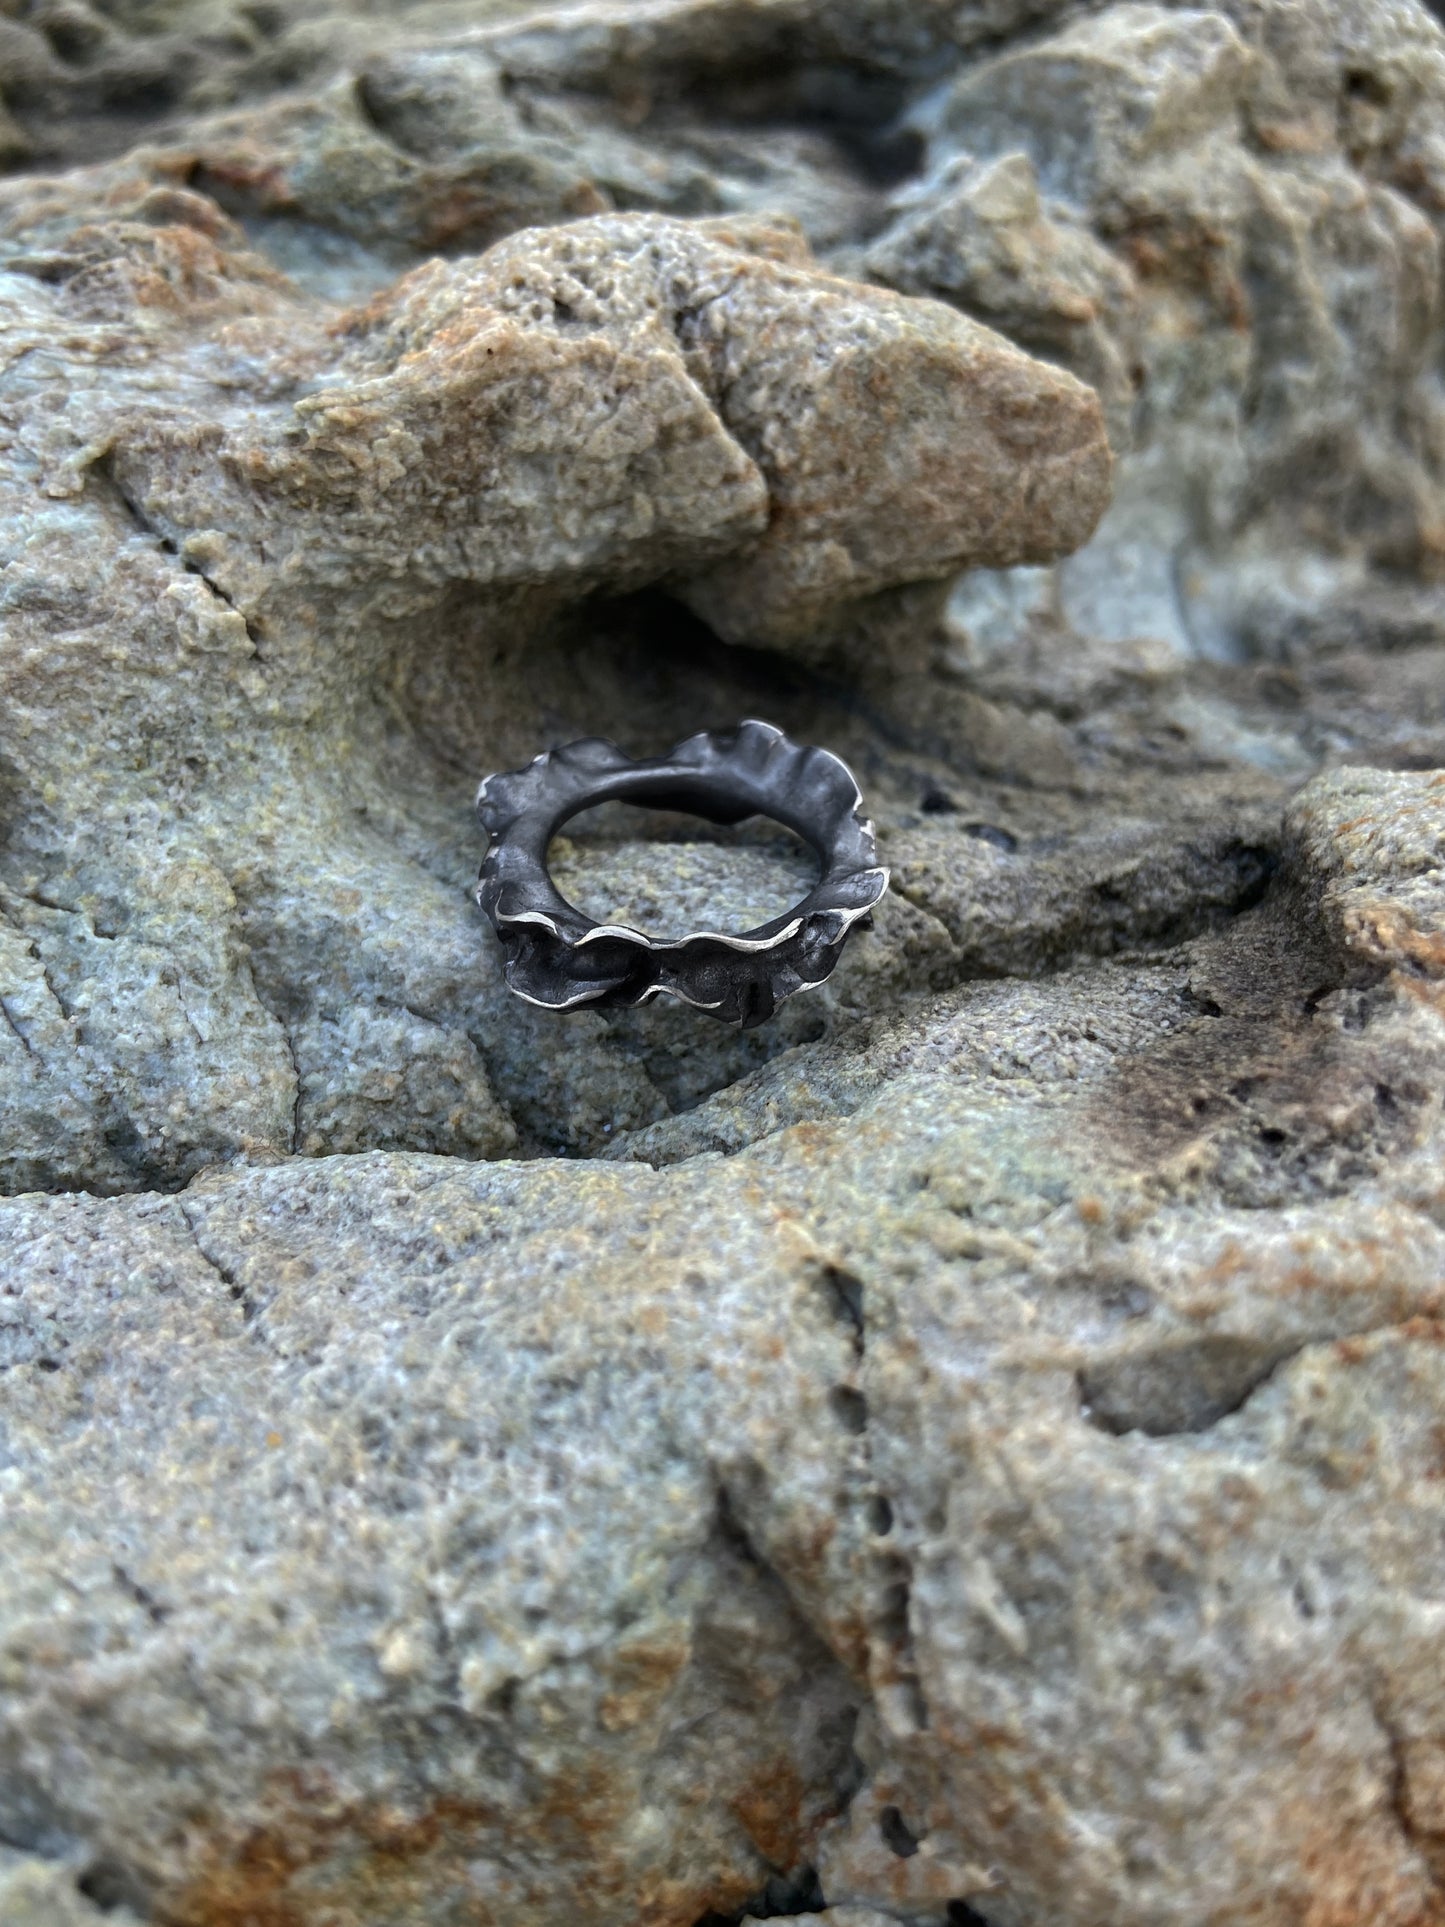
[862,151,1140,445]
[2,3,1445,1925]
[1289,765,1445,974]
[741,1911,899,1927]
[0,169,1107,1191]
[70,204,1108,645]
[935,5,1259,206]
[0,1849,140,1927]
[2,773,1445,1926]
[865,0,1445,664]
[0,1152,870,1927]
[169,46,884,281]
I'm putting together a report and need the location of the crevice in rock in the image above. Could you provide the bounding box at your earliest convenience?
[892,834,1283,981]
[0,901,76,1028]
[86,449,164,543]
[1379,1704,1414,1846]
[692,1866,827,1924]
[280,1024,303,1156]
[818,1262,865,1349]
[693,1470,873,1927]
[872,1542,928,1734]
[86,451,262,648]
[176,1206,255,1325]
[230,943,304,1156]
[1077,1335,1306,1438]
[879,1801,922,1856]
[349,67,420,153]
[713,1477,766,1572]
[829,1384,869,1434]
[33,953,71,1024]
[77,1853,149,1915]
[111,1562,168,1626]
[814,1255,928,1739]
[0,995,36,1058]
[1079,1294,1445,1441]
[185,559,263,652]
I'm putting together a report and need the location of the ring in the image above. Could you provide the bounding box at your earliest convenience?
[473,720,888,1028]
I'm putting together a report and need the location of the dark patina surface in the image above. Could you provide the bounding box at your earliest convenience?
[474,721,889,1027]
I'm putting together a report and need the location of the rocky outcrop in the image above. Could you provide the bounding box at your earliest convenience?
[0,164,1109,1195]
[2,2,1445,1925]
[2,770,1444,1927]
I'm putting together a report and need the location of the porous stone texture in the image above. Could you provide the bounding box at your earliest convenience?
[2,1,1445,1925]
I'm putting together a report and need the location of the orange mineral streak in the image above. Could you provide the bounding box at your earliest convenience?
[185,151,295,215]
[728,1755,809,1871]
[164,1724,811,1927]
[1345,903,1445,977]
[596,1631,690,1733]
[1292,1815,1445,1927]
[166,1794,501,1927]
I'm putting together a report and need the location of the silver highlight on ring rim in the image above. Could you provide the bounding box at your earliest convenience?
[474,720,889,1028]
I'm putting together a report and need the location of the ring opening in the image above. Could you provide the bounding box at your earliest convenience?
[546,798,821,941]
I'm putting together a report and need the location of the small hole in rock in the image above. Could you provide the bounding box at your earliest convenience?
[1344,67,1391,105]
[820,1263,864,1337]
[39,12,109,62]
[961,822,1017,852]
[691,1866,825,1922]
[100,63,185,112]
[868,1494,894,1535]
[487,1677,520,1715]
[880,1803,922,1857]
[829,1384,868,1434]
[78,1860,141,1913]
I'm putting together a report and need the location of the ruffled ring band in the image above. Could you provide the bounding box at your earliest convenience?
[474,720,889,1029]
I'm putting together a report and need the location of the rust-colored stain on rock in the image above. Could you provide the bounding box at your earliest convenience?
[166,1790,503,1927]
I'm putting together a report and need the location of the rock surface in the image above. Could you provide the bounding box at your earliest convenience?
[2,770,1445,1927]
[0,173,1105,1193]
[1,1,1445,1925]
[0,1847,140,1927]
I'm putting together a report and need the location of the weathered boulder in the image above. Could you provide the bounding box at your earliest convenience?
[38,202,1106,645]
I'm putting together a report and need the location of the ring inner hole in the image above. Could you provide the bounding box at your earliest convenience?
[547,799,821,939]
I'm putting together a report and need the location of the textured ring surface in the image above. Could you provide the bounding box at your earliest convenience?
[474,720,889,1028]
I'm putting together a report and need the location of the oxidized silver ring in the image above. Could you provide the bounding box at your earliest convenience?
[474,720,888,1028]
